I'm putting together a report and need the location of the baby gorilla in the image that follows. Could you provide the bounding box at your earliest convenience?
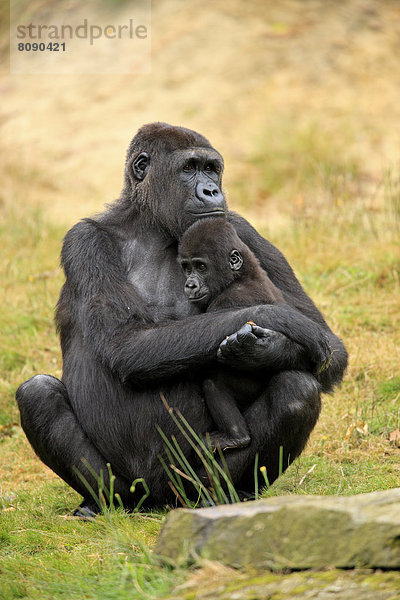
[178,217,285,450]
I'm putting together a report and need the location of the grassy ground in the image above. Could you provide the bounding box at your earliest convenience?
[1,1,400,598]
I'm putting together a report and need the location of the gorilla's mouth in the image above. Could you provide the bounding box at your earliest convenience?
[190,209,225,218]
[188,294,208,303]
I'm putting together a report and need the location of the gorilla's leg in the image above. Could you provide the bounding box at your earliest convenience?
[224,370,321,491]
[203,378,251,450]
[16,375,133,514]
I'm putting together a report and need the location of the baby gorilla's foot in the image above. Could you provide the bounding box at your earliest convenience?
[208,431,251,452]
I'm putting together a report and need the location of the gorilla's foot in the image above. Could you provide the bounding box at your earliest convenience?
[72,500,100,520]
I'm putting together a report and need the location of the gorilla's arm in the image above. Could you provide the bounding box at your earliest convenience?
[228,212,348,392]
[59,220,333,387]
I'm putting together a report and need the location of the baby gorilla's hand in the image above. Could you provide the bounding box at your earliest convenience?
[217,322,290,371]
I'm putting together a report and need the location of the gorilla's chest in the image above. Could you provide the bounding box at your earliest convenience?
[123,239,192,321]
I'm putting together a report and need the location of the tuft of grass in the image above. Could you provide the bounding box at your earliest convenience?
[157,394,242,507]
[384,165,400,231]
[377,377,400,402]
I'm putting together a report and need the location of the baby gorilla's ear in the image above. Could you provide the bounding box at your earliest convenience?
[229,250,243,271]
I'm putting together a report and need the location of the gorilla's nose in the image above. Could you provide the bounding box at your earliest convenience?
[196,182,224,205]
[185,280,198,292]
[184,278,201,299]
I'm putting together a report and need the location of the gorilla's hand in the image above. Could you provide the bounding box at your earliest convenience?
[217,323,293,371]
[217,321,332,374]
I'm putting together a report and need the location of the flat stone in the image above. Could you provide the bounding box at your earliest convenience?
[168,569,400,600]
[156,488,400,570]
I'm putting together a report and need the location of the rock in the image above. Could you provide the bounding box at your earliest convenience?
[167,569,400,600]
[156,488,400,570]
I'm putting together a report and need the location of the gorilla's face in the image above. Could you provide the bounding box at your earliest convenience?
[125,123,227,238]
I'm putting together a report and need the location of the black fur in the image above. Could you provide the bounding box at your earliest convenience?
[16,122,348,509]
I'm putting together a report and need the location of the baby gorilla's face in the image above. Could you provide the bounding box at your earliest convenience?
[178,217,245,310]
[179,247,244,310]
[179,256,212,309]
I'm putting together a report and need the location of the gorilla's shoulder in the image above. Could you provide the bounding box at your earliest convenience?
[61,218,120,274]
[63,218,117,249]
[64,218,110,241]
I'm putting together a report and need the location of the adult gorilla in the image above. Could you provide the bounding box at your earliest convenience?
[16,123,347,515]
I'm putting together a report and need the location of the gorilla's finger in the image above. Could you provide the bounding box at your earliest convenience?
[249,325,277,339]
[225,326,258,349]
[236,329,258,345]
[223,333,242,350]
[217,342,233,361]
[217,347,227,361]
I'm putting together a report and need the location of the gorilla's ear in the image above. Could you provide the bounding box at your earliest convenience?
[229,250,243,271]
[132,152,150,181]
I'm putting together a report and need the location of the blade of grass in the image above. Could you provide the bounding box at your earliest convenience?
[107,463,116,510]
[157,429,186,491]
[278,446,284,478]
[72,462,104,512]
[157,453,192,505]
[170,412,230,503]
[157,426,212,506]
[176,410,241,503]
[130,478,150,512]
[215,444,241,504]
[254,452,259,500]
[168,480,187,508]
[260,465,270,489]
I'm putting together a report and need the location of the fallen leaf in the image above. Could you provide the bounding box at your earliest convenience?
[389,428,400,447]
[344,420,368,440]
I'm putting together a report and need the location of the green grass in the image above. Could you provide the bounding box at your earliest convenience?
[0,481,179,600]
[1,121,400,597]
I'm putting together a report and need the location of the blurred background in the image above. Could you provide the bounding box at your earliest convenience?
[1,0,399,496]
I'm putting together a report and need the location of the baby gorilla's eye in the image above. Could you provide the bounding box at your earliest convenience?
[197,263,207,272]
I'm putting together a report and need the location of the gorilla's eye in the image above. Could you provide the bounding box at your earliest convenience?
[197,262,207,272]
[205,163,221,174]
[183,161,195,172]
